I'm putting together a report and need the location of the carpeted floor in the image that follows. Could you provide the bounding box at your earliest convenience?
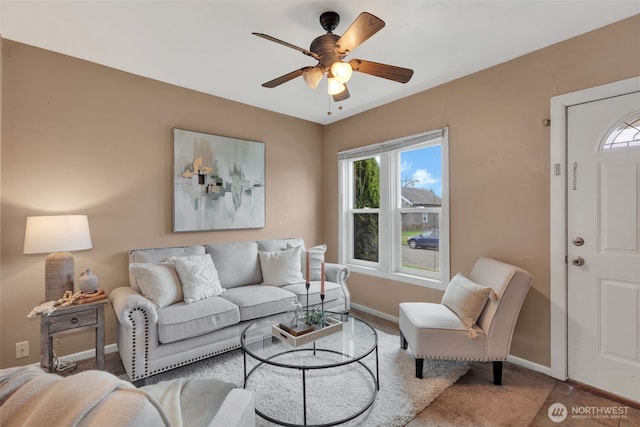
[136,328,469,426]
[354,309,640,427]
[82,307,640,426]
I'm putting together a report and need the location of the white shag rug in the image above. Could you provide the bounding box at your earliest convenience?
[139,329,469,426]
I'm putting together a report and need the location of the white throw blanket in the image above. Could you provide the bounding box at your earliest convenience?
[142,378,187,427]
[0,366,170,427]
[142,377,236,427]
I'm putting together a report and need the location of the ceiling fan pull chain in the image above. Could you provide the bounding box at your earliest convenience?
[327,94,332,116]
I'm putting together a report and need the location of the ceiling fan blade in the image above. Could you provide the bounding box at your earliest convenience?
[262,67,312,88]
[333,85,350,102]
[335,12,385,55]
[349,59,414,83]
[252,33,320,60]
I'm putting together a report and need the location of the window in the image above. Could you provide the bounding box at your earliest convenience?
[602,113,640,150]
[338,128,449,289]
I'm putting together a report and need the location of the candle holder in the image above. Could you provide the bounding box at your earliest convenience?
[305,282,310,320]
[320,293,325,320]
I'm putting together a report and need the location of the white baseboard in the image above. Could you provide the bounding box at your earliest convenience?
[36,311,554,378]
[351,302,399,323]
[352,303,555,378]
[67,343,119,360]
[28,343,119,368]
[507,354,553,377]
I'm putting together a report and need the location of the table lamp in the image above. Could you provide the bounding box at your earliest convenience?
[23,215,93,301]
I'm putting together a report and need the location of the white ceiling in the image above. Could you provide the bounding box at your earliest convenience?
[2,1,639,124]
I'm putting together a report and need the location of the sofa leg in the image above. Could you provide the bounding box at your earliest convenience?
[493,361,503,385]
[400,333,408,350]
[415,358,424,379]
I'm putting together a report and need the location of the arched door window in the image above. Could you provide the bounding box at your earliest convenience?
[601,113,640,150]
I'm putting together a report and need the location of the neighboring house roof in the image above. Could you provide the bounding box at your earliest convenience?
[401,187,442,207]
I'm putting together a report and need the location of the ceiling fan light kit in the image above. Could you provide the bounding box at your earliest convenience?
[253,11,413,108]
[302,66,323,89]
[330,61,353,84]
[327,76,346,96]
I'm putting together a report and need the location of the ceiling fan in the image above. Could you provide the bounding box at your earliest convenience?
[253,11,414,103]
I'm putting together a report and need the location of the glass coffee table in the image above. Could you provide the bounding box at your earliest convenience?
[241,312,379,426]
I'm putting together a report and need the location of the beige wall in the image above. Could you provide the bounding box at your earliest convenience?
[0,41,324,367]
[324,15,640,366]
[1,15,638,369]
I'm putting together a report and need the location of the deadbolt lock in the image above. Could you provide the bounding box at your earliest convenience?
[572,256,585,266]
[572,237,585,246]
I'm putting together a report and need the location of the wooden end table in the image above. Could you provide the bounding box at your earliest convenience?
[40,299,108,372]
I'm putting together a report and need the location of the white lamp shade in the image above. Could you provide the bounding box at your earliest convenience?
[330,61,353,84]
[24,215,93,254]
[302,67,323,89]
[327,77,346,96]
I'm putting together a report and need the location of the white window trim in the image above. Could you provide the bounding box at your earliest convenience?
[338,128,450,291]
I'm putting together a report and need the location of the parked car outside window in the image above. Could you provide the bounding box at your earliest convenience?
[407,230,439,249]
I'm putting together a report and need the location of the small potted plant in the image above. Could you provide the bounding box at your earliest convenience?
[304,308,329,328]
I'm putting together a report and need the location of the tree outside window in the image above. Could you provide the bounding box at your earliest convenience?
[353,158,379,262]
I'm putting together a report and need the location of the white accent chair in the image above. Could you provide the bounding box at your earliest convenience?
[399,257,533,385]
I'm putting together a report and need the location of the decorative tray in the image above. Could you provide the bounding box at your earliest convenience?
[272,317,343,347]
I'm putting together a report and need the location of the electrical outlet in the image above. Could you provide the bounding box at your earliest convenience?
[16,341,29,359]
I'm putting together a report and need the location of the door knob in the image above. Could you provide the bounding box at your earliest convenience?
[572,237,584,246]
[572,256,585,266]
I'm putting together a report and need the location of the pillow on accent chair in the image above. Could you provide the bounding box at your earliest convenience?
[259,246,305,286]
[288,243,327,282]
[441,273,495,337]
[171,254,224,304]
[129,262,183,308]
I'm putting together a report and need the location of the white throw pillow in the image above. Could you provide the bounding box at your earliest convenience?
[441,273,493,338]
[259,246,305,286]
[289,244,327,282]
[171,254,224,304]
[129,262,183,308]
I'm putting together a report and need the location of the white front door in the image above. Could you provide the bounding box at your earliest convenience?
[567,91,640,403]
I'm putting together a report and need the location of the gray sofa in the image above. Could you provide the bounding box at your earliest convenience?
[109,238,350,382]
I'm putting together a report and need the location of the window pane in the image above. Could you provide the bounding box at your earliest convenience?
[401,212,439,272]
[353,213,379,262]
[399,145,441,273]
[602,114,640,150]
[353,158,380,208]
[400,145,441,206]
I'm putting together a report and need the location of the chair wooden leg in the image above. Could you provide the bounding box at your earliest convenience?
[400,333,408,349]
[415,358,424,379]
[493,361,503,385]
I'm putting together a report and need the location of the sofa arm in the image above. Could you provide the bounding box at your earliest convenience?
[324,263,350,286]
[109,287,158,328]
[110,287,160,381]
[324,263,351,312]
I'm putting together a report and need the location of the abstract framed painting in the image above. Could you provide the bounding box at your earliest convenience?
[173,128,265,232]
